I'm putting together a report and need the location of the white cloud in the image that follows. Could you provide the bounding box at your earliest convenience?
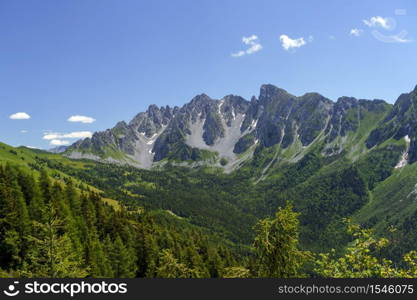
[50,139,70,146]
[43,131,92,140]
[246,43,262,54]
[10,112,31,120]
[231,35,263,57]
[279,34,307,51]
[68,115,96,124]
[20,130,28,134]
[363,16,393,29]
[350,28,363,37]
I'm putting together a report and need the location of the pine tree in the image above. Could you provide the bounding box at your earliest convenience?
[39,169,52,205]
[16,169,40,206]
[182,245,208,278]
[253,202,310,278]
[81,194,97,229]
[109,235,137,278]
[156,249,192,278]
[23,210,88,278]
[65,179,80,216]
[85,232,112,277]
[0,165,31,269]
[136,224,159,277]
[25,174,45,223]
[89,192,106,234]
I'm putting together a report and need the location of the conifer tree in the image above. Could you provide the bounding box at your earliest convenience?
[156,249,192,278]
[85,231,112,277]
[136,224,158,277]
[23,206,88,278]
[39,169,52,205]
[0,165,31,269]
[253,202,310,278]
[109,235,137,278]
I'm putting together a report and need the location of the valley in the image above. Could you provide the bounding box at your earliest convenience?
[2,84,417,277]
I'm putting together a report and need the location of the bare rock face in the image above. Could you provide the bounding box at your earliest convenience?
[65,83,395,170]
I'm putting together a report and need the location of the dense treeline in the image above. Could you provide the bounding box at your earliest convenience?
[4,160,417,278]
[0,164,240,277]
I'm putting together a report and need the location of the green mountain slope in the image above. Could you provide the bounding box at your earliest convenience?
[0,142,245,278]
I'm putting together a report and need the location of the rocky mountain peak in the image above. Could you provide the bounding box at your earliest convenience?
[188,93,213,105]
[259,84,292,103]
[336,96,358,107]
[114,120,128,130]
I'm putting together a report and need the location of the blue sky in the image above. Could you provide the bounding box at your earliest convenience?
[1,0,416,149]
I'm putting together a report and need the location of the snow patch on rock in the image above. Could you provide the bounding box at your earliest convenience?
[395,135,411,169]
[129,126,167,169]
[185,113,249,171]
[218,100,224,114]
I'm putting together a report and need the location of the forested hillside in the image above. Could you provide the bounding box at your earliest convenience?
[0,152,242,277]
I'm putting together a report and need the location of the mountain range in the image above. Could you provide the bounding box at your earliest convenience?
[65,84,417,177]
